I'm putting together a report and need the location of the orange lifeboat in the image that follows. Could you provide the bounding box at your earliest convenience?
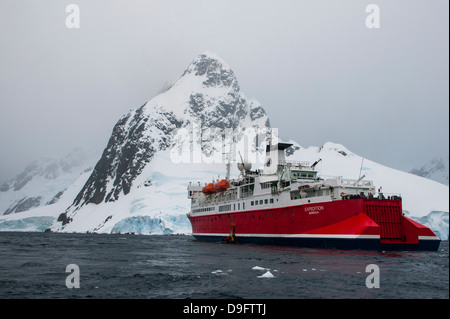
[202,183,216,195]
[214,179,230,192]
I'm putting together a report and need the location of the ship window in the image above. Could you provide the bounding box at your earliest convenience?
[292,212,295,217]
[259,200,263,205]
[238,203,240,210]
[265,199,268,204]
[255,201,258,205]
[219,204,232,212]
[272,213,275,218]
[261,182,272,189]
[243,203,245,210]
[270,198,274,204]
[283,212,285,217]
[251,201,254,206]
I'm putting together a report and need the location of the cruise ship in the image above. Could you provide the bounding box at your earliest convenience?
[187,138,441,251]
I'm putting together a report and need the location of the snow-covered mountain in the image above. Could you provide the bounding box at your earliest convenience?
[0,167,93,232]
[51,52,270,233]
[0,148,95,215]
[0,52,448,240]
[409,156,449,186]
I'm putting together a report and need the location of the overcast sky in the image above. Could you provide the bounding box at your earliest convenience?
[0,0,448,183]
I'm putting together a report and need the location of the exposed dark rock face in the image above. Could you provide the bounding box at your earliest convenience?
[3,196,42,215]
[72,105,183,207]
[46,190,65,205]
[410,156,449,185]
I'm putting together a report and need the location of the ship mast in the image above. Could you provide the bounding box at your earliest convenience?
[222,151,231,180]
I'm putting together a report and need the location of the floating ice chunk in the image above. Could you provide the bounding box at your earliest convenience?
[252,266,267,271]
[257,271,275,278]
[211,270,223,274]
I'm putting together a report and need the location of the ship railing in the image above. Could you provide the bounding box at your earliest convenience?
[198,190,238,206]
[341,179,374,187]
[319,175,344,181]
[240,190,254,199]
[341,192,402,201]
[278,160,310,168]
[375,193,402,200]
[319,175,374,187]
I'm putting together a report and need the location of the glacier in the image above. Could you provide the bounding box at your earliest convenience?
[111,214,191,235]
[0,216,54,232]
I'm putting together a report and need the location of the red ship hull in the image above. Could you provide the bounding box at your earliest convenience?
[188,198,440,251]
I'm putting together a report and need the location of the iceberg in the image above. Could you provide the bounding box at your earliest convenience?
[408,211,449,240]
[111,214,191,235]
[257,271,275,278]
[252,266,267,271]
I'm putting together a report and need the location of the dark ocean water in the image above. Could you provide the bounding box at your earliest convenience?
[0,232,448,299]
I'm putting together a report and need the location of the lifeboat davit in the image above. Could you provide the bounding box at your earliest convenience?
[214,179,230,192]
[202,183,216,195]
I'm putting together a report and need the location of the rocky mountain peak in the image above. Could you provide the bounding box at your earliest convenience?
[179,52,240,91]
